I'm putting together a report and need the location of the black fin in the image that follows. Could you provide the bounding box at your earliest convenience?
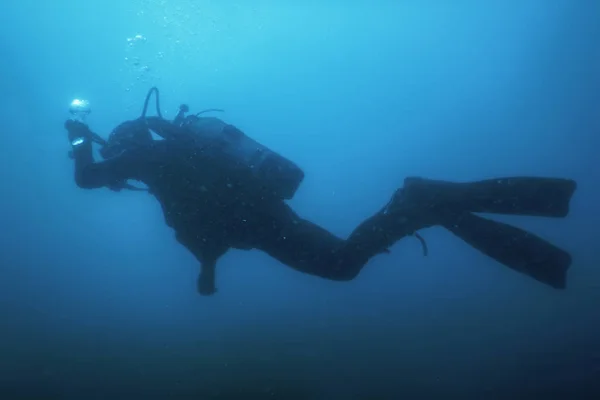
[404,177,577,218]
[441,212,571,289]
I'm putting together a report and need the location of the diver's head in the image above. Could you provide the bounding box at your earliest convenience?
[100,118,153,159]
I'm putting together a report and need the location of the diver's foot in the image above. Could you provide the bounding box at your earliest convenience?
[380,183,435,255]
[382,188,406,216]
[383,177,442,215]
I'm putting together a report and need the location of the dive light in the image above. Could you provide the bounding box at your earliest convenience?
[69,98,91,122]
[66,97,107,146]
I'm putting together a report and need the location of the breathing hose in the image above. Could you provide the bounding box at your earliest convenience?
[140,86,163,119]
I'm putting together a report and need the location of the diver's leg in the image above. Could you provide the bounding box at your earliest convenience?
[345,197,436,259]
[249,190,445,279]
[402,176,577,217]
[440,211,571,289]
[246,201,378,281]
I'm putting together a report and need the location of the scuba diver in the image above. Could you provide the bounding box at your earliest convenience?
[65,87,577,296]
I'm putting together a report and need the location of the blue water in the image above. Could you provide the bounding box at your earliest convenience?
[1,1,599,398]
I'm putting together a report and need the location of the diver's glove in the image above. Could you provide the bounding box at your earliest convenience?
[197,263,217,296]
[65,119,92,147]
[65,119,108,147]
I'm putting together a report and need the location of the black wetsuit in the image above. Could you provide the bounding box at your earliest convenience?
[67,120,577,294]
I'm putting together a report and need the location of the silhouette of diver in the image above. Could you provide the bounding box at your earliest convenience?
[66,87,577,295]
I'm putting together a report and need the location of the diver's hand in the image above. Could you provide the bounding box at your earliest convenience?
[197,264,217,296]
[64,119,92,143]
[197,274,217,296]
[64,119,107,147]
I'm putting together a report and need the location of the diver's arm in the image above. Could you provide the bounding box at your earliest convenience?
[197,261,217,296]
[72,141,134,189]
[176,234,224,296]
[66,120,132,189]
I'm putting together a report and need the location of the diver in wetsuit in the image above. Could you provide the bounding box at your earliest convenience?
[65,88,577,295]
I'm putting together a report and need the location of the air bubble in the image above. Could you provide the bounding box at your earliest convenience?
[127,34,147,44]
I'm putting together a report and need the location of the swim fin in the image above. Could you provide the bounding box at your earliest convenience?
[441,212,571,289]
[403,177,577,218]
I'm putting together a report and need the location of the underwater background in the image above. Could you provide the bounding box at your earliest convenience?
[1,1,599,399]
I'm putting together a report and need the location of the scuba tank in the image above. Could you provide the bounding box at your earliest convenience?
[177,112,304,200]
[143,87,305,200]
